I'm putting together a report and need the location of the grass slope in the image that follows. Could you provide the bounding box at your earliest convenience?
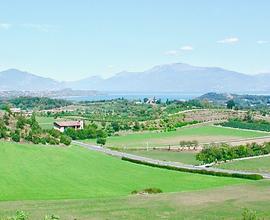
[0,141,247,201]
[216,156,270,173]
[0,181,269,219]
[86,125,269,148]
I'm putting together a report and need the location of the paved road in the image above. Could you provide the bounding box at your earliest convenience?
[72,141,270,179]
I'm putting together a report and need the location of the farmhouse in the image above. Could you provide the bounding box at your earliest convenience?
[54,120,84,132]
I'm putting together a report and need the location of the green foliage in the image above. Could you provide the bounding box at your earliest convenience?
[179,140,199,147]
[1,210,61,220]
[31,135,40,144]
[197,142,270,164]
[43,214,60,220]
[11,132,20,142]
[3,97,71,110]
[2,104,11,115]
[131,188,162,194]
[16,116,26,129]
[96,137,106,145]
[60,135,72,146]
[226,99,235,109]
[242,208,260,220]
[7,211,28,220]
[0,119,7,139]
[220,118,270,132]
[133,121,141,131]
[3,113,10,125]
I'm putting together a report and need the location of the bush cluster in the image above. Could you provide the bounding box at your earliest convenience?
[0,112,71,146]
[219,118,270,132]
[131,188,162,194]
[196,142,270,164]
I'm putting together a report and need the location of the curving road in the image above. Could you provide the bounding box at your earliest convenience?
[72,141,270,179]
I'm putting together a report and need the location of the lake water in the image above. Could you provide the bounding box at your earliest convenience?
[59,92,203,102]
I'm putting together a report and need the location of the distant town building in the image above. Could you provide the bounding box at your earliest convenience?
[54,120,84,132]
[10,108,33,116]
[10,108,22,114]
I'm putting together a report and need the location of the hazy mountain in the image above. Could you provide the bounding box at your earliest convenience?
[66,76,103,90]
[1,64,270,92]
[0,69,63,91]
[70,63,260,92]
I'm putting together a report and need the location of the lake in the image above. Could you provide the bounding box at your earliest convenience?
[58,92,203,102]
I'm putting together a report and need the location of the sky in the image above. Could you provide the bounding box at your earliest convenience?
[0,0,269,81]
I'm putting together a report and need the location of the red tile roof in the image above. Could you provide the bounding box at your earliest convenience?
[54,121,81,127]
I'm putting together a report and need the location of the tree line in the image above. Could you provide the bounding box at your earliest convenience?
[196,142,270,164]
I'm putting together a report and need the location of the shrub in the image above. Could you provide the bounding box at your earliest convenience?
[40,137,47,145]
[32,136,40,144]
[242,208,260,220]
[131,188,162,194]
[11,132,20,142]
[9,210,28,220]
[96,137,106,145]
[60,135,72,146]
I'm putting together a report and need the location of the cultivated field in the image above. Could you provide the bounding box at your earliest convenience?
[216,156,270,173]
[85,125,270,149]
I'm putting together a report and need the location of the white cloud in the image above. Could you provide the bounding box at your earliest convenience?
[164,50,178,56]
[217,37,239,44]
[0,23,11,29]
[180,45,193,51]
[257,40,268,44]
[21,23,55,32]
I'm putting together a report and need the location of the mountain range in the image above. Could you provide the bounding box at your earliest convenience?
[1,63,270,92]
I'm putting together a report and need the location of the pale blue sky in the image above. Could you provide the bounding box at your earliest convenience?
[0,0,269,80]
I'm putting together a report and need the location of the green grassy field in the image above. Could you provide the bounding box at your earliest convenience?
[124,150,199,165]
[216,156,270,173]
[85,125,269,149]
[0,181,269,219]
[36,116,56,129]
[0,141,248,201]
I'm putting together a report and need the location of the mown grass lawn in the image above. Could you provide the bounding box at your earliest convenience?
[36,116,56,129]
[85,125,269,149]
[0,141,248,201]
[0,181,269,220]
[216,156,270,173]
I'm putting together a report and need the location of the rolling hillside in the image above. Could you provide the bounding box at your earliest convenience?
[0,142,246,201]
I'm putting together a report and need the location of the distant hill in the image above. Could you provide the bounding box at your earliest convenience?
[197,92,270,108]
[1,64,270,92]
[68,63,270,92]
[0,69,63,91]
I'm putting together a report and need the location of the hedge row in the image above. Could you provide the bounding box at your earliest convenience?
[220,119,270,132]
[122,157,263,180]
